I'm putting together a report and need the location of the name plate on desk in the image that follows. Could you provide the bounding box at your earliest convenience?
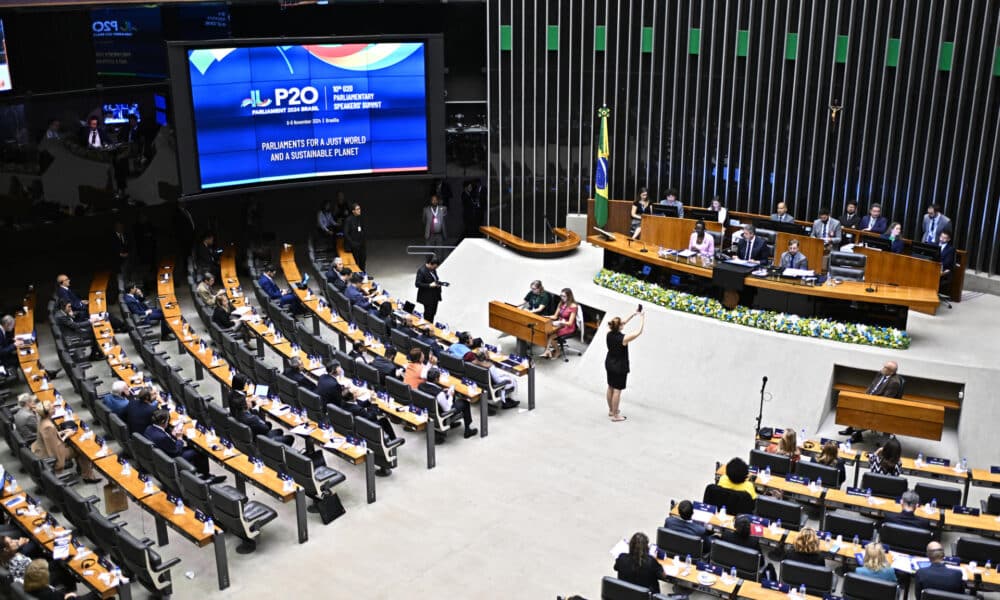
[824,595,845,600]
[942,556,962,566]
[991,466,1000,474]
[696,561,723,575]
[748,515,771,526]
[692,502,717,514]
[846,487,869,497]
[953,506,980,516]
[692,502,717,523]
[925,456,950,467]
[819,437,840,447]
[786,474,809,485]
[761,580,790,593]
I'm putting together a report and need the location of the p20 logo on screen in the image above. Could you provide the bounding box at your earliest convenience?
[241,87,319,109]
[92,20,137,35]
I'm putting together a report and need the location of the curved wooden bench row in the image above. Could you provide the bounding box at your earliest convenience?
[479,225,581,257]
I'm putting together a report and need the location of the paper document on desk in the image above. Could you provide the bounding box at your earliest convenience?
[291,423,315,435]
[692,509,715,523]
[677,249,697,258]
[726,258,758,267]
[890,552,915,572]
[783,268,816,278]
[233,306,251,315]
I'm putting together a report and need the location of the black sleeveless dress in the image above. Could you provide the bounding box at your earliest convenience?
[605,330,629,389]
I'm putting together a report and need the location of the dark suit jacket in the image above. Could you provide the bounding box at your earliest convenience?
[664,515,707,538]
[331,276,348,293]
[840,212,861,230]
[315,374,347,407]
[720,530,760,552]
[212,305,235,330]
[235,409,271,437]
[54,310,91,343]
[415,265,442,305]
[143,424,185,458]
[882,235,904,253]
[282,366,316,391]
[736,236,769,262]
[613,553,662,593]
[194,242,219,273]
[81,126,109,147]
[939,243,956,273]
[125,400,156,434]
[869,372,903,398]
[785,550,826,566]
[860,215,888,234]
[914,562,964,597]
[345,285,371,310]
[56,286,86,313]
[343,214,365,251]
[884,510,929,530]
[123,293,150,318]
[0,327,17,364]
[258,274,283,300]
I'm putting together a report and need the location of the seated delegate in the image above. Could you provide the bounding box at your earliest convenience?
[765,428,801,463]
[540,288,578,360]
[718,457,757,499]
[779,239,808,270]
[613,532,665,593]
[881,222,904,253]
[731,224,769,263]
[629,188,653,239]
[687,220,715,258]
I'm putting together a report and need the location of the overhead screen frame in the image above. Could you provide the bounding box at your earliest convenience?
[167,34,446,199]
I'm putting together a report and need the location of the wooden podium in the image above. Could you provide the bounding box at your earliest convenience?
[488,301,555,346]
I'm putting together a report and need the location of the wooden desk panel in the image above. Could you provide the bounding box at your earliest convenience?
[638,214,723,250]
[835,391,944,440]
[586,197,635,236]
[772,232,825,272]
[854,247,940,291]
[487,301,555,346]
[479,226,581,254]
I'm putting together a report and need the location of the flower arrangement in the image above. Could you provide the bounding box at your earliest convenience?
[593,269,910,349]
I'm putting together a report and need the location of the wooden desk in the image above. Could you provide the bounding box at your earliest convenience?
[479,225,581,256]
[487,301,555,347]
[835,391,945,441]
[655,555,741,597]
[638,214,723,250]
[854,247,941,291]
[738,581,824,600]
[590,234,940,316]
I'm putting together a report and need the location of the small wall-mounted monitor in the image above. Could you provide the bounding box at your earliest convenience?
[865,236,893,252]
[102,103,141,124]
[910,241,942,262]
[652,204,680,218]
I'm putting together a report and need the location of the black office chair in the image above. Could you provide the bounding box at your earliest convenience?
[952,536,1000,565]
[436,351,466,376]
[255,435,289,473]
[227,419,259,459]
[209,481,279,554]
[780,559,835,597]
[842,572,900,600]
[861,472,908,499]
[326,403,355,436]
[283,447,345,517]
[702,483,755,516]
[823,510,877,542]
[129,432,157,476]
[297,387,327,424]
[600,575,652,600]
[275,371,300,405]
[879,522,934,556]
[412,387,461,440]
[981,493,1000,516]
[920,590,970,600]
[913,483,962,509]
[178,469,213,517]
[749,448,792,476]
[355,415,404,477]
[710,539,763,581]
[756,495,808,531]
[385,375,412,406]
[150,448,185,497]
[656,527,706,558]
[114,527,181,598]
[829,252,867,281]
[795,461,842,488]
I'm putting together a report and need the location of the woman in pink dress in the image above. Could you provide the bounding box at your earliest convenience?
[541,288,579,360]
[688,219,715,258]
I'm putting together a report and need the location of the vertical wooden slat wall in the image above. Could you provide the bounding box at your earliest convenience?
[486,0,1000,275]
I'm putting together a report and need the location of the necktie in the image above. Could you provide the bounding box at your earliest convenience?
[820,223,826,239]
[90,131,96,146]
[869,375,886,394]
[745,239,751,260]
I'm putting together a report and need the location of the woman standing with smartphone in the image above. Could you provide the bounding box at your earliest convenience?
[604,306,645,422]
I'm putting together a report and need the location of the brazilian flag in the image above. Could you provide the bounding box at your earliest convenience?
[595,106,611,227]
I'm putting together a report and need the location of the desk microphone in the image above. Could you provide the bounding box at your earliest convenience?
[865,280,876,293]
[639,242,648,253]
[761,376,768,393]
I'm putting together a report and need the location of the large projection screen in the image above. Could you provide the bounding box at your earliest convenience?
[168,36,445,197]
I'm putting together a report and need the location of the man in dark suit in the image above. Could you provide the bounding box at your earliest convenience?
[123,387,158,435]
[315,361,354,409]
[345,273,373,311]
[343,203,367,272]
[81,116,108,149]
[258,266,301,312]
[841,361,903,440]
[732,225,769,263]
[914,542,964,598]
[411,326,443,358]
[324,257,344,283]
[664,500,712,553]
[859,203,888,234]
[840,200,861,230]
[53,301,100,359]
[143,410,224,483]
[331,268,351,293]
[885,490,930,530]
[415,255,443,323]
[55,274,88,318]
[111,222,131,299]
[0,314,22,370]
[122,283,171,338]
[282,356,316,391]
[938,231,956,294]
[194,232,221,280]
